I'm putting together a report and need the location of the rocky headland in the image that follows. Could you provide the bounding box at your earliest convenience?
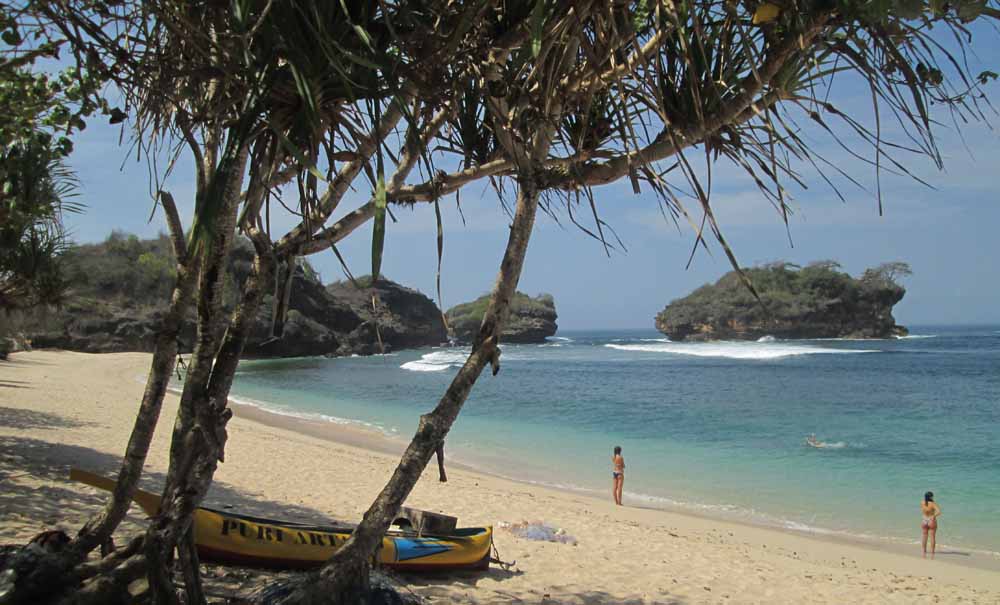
[21,233,447,358]
[655,261,909,341]
[446,292,558,344]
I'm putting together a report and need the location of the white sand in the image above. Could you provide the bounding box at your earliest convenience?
[2,350,998,603]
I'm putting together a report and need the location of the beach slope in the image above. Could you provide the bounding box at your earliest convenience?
[1,351,997,603]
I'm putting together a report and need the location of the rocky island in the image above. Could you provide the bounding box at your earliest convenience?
[655,261,909,341]
[21,232,447,357]
[446,292,557,343]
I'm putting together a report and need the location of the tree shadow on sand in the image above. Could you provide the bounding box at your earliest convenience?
[399,561,690,604]
[0,435,349,542]
[0,435,537,601]
[406,579,689,605]
[0,426,541,600]
[0,406,94,430]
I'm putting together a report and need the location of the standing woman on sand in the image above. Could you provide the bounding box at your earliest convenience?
[612,446,625,506]
[921,491,942,558]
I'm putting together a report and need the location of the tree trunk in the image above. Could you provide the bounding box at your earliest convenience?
[72,260,197,557]
[144,134,251,604]
[435,443,447,483]
[178,528,206,605]
[279,171,544,604]
[145,247,273,604]
[1,197,196,605]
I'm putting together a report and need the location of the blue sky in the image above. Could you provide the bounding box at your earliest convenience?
[62,31,1000,331]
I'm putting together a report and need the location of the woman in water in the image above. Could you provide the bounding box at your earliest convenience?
[921,491,942,558]
[612,446,625,506]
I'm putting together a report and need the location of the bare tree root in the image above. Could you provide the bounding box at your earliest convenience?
[0,536,147,605]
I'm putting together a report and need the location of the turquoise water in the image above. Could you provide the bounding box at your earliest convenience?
[228,326,1000,556]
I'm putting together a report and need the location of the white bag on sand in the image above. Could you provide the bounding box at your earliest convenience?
[499,520,577,545]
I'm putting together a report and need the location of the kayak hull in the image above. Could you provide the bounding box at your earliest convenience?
[70,469,492,572]
[192,506,492,571]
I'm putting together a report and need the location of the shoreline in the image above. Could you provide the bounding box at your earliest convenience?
[227,390,1000,574]
[3,350,999,603]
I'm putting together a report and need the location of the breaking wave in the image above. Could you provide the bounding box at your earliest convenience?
[401,347,540,372]
[400,350,469,372]
[603,341,876,360]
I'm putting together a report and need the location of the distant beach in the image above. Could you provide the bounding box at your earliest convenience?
[2,349,999,603]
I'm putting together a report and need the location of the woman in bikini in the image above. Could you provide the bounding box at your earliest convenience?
[921,491,942,558]
[612,446,625,506]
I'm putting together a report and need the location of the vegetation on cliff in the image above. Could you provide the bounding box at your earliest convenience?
[446,292,557,343]
[656,261,910,341]
[14,232,445,356]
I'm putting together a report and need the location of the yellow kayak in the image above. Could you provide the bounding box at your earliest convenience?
[70,469,492,571]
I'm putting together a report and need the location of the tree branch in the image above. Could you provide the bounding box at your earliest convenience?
[157,190,187,266]
[274,92,411,255]
[298,104,456,256]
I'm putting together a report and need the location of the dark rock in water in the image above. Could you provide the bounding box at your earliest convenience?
[446,292,557,344]
[243,263,360,358]
[655,261,909,341]
[327,277,448,352]
[243,270,447,359]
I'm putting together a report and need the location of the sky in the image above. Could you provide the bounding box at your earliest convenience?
[61,29,1000,331]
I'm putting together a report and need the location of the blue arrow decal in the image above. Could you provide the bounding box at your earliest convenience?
[393,538,453,561]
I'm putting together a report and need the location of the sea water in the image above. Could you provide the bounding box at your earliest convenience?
[227,325,1000,557]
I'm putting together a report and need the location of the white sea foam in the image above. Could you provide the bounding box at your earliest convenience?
[225,394,380,429]
[401,348,543,372]
[399,360,451,372]
[546,336,573,342]
[639,337,671,342]
[894,334,937,340]
[603,341,876,360]
[808,441,847,449]
[399,349,468,372]
[757,335,777,342]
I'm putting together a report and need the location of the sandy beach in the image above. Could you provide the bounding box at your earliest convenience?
[2,350,998,604]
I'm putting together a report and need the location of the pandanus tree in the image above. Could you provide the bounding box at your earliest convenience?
[0,2,105,313]
[0,139,78,312]
[2,0,998,603]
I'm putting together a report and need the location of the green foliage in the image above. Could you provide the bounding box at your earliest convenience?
[0,2,114,311]
[861,261,913,286]
[300,258,321,284]
[0,138,79,309]
[63,232,177,308]
[446,291,555,333]
[0,5,111,159]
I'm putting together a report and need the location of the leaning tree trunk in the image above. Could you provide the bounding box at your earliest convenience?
[0,195,197,605]
[143,135,252,604]
[144,247,272,604]
[279,169,545,604]
[72,192,196,558]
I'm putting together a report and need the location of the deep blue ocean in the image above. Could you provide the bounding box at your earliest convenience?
[227,325,1000,557]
